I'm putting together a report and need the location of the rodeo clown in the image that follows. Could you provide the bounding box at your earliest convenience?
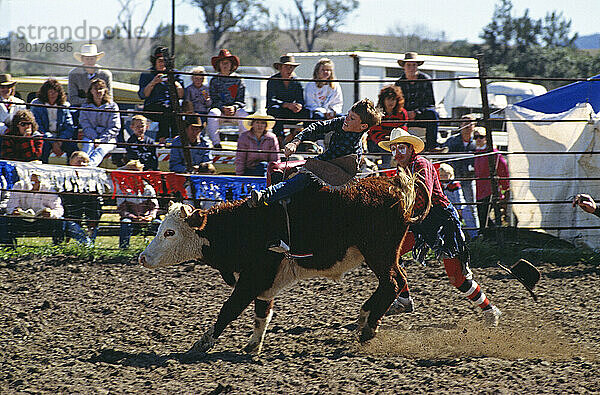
[380,128,502,326]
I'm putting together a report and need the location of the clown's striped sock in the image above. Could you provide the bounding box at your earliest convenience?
[458,279,491,310]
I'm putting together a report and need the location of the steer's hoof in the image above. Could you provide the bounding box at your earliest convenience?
[187,328,216,354]
[358,325,378,343]
[242,340,262,355]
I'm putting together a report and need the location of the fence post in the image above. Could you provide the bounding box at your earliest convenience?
[477,55,504,239]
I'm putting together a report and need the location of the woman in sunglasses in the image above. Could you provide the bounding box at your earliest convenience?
[378,128,502,327]
[1,109,43,161]
[473,127,510,229]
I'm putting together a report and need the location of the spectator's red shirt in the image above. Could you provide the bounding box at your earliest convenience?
[406,153,450,214]
[1,133,43,161]
[474,148,510,200]
[367,109,408,144]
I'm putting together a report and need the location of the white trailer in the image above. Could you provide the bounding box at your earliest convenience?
[286,51,483,118]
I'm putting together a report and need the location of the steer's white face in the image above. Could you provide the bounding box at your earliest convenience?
[139,203,209,268]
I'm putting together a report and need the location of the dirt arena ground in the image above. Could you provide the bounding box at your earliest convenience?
[1,253,599,393]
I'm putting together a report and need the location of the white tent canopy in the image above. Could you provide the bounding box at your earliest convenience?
[505,103,600,249]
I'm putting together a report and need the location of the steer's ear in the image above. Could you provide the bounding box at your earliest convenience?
[186,209,207,231]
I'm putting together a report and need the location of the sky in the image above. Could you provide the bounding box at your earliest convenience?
[2,0,599,44]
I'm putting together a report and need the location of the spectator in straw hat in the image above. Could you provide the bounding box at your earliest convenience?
[236,111,279,176]
[169,114,215,174]
[68,44,113,111]
[0,74,26,136]
[206,49,248,148]
[395,52,440,151]
[266,55,309,140]
[116,160,160,249]
[138,46,185,143]
[379,127,502,326]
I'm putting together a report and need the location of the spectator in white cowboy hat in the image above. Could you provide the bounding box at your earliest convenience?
[68,44,113,110]
[0,74,26,135]
[379,127,502,326]
[395,52,440,151]
[206,49,248,149]
[266,55,309,140]
[236,111,279,176]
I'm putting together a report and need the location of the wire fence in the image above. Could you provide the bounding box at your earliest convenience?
[0,54,597,248]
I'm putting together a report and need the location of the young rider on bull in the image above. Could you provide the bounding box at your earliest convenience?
[249,98,382,207]
[379,128,502,326]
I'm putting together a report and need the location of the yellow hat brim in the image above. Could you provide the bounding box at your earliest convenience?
[378,135,425,154]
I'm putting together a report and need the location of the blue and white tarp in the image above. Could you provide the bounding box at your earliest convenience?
[507,79,600,249]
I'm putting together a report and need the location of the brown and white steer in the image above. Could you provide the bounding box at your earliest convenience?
[139,174,426,355]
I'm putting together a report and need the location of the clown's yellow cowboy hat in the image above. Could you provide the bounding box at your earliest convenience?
[243,111,276,131]
[378,127,425,154]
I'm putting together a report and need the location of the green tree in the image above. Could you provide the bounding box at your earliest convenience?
[188,0,268,52]
[542,11,578,48]
[280,0,359,52]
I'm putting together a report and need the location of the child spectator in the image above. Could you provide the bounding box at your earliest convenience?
[367,85,408,168]
[1,110,43,161]
[438,163,466,219]
[58,151,103,246]
[0,171,63,246]
[126,115,158,171]
[116,160,160,249]
[79,78,121,167]
[304,58,344,120]
[235,112,279,176]
[184,66,212,123]
[31,78,78,164]
[206,49,248,148]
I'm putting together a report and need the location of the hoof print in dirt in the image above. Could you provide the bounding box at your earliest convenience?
[207,383,233,395]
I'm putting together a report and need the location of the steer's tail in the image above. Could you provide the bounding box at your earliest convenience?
[389,168,431,224]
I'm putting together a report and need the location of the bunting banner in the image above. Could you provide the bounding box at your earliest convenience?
[0,160,111,193]
[189,175,266,202]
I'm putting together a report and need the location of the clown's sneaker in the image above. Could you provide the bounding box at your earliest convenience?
[483,305,502,327]
[385,296,414,316]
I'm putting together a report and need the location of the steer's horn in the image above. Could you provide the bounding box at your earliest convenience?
[179,204,194,219]
[186,209,207,231]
